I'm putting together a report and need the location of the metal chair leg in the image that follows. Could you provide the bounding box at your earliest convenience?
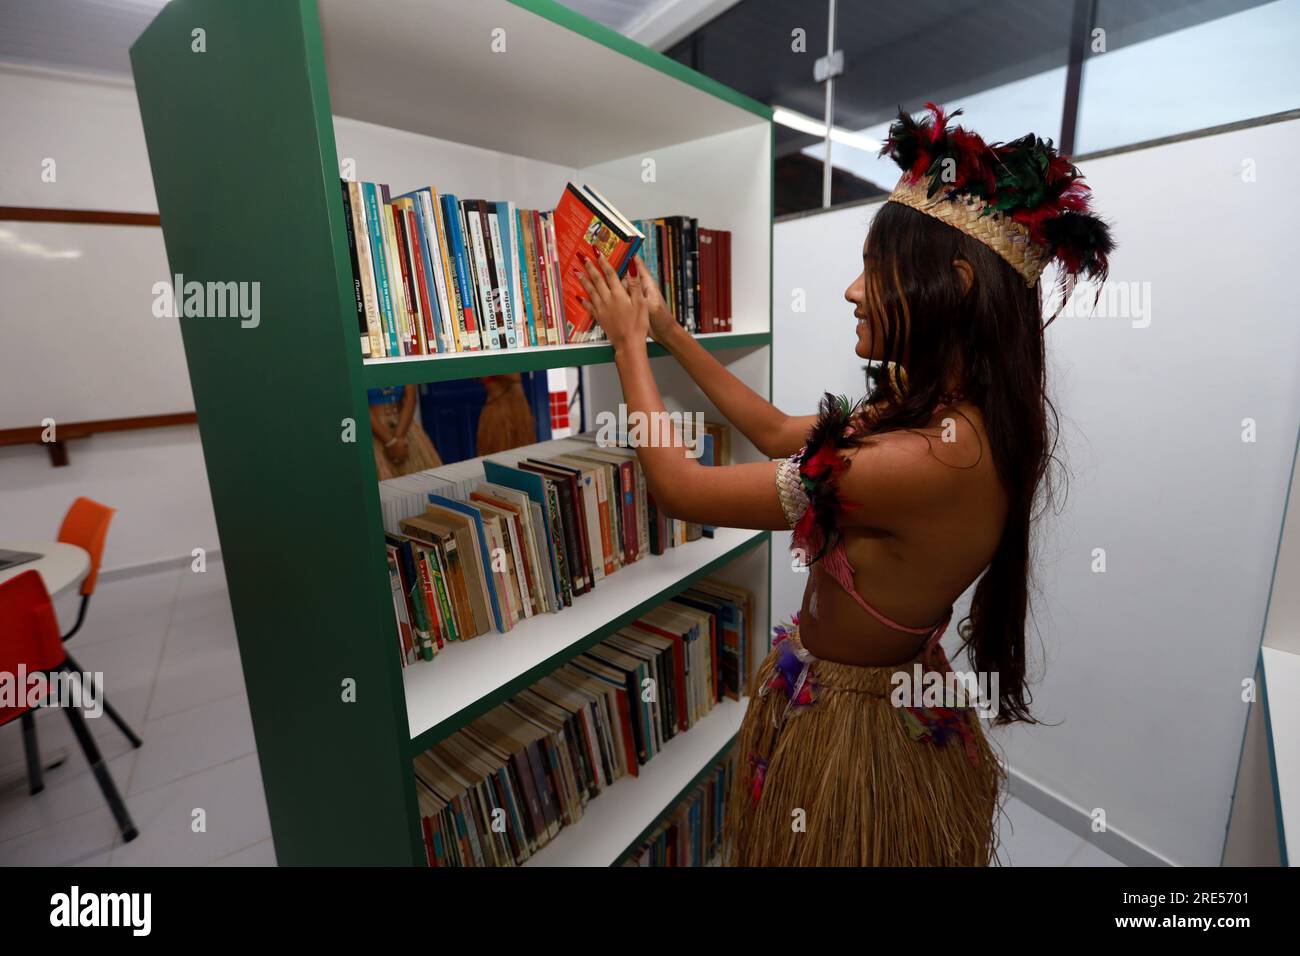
[20,711,42,795]
[63,652,143,749]
[61,691,138,843]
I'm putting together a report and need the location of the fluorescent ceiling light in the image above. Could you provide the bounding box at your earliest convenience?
[772,107,881,153]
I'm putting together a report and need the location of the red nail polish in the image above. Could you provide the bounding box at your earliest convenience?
[629,260,638,277]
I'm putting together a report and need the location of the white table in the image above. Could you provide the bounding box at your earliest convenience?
[0,540,91,598]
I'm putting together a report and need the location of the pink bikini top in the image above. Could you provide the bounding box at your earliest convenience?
[775,406,955,655]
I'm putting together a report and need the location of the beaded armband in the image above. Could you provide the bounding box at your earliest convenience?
[779,394,864,562]
[775,452,809,529]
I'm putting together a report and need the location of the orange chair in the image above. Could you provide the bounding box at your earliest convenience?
[0,571,138,841]
[55,497,142,748]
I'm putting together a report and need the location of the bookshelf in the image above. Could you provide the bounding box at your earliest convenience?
[131,0,772,866]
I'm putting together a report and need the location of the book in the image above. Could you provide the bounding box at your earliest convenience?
[552,182,643,341]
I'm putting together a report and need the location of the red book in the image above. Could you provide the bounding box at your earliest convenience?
[720,230,732,331]
[699,228,716,333]
[552,183,643,341]
[405,207,439,353]
[389,204,422,354]
[612,686,639,778]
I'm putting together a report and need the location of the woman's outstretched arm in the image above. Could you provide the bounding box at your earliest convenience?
[580,254,788,528]
[633,257,814,459]
[581,255,944,531]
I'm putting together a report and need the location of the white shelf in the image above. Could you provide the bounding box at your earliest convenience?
[403,526,765,741]
[318,0,766,169]
[361,330,770,371]
[524,696,744,867]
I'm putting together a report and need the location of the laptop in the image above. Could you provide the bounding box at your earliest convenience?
[0,550,43,572]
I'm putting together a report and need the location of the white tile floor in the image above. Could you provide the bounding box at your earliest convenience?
[0,562,272,866]
[0,562,1125,867]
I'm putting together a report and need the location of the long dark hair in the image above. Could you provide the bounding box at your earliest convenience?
[856,200,1061,725]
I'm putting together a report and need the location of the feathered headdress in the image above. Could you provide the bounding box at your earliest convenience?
[880,102,1114,322]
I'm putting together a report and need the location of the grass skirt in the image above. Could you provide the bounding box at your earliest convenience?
[726,621,1003,866]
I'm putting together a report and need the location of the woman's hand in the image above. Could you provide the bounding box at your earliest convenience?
[385,436,409,465]
[622,255,678,345]
[577,252,649,353]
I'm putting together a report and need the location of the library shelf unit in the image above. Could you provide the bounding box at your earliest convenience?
[131,0,773,866]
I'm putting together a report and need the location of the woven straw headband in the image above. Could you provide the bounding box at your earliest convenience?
[887,179,1052,287]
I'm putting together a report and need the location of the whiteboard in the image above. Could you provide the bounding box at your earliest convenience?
[0,219,193,429]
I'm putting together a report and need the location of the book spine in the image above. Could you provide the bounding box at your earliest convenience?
[396,540,433,659]
[592,473,614,575]
[417,190,454,352]
[406,198,442,353]
[687,216,700,333]
[340,180,371,358]
[427,191,461,351]
[379,188,413,354]
[442,194,478,350]
[531,212,557,346]
[393,202,426,354]
[484,203,517,349]
[544,483,571,606]
[427,539,459,642]
[722,230,732,331]
[387,548,414,665]
[671,217,687,332]
[618,460,637,563]
[463,201,499,350]
[516,210,539,347]
[363,183,400,357]
[544,213,567,344]
[399,202,427,353]
[350,182,386,359]
[441,532,476,638]
[412,545,444,652]
[506,202,528,348]
[484,518,520,626]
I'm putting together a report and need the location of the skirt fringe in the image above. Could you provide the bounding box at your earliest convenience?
[726,624,1005,867]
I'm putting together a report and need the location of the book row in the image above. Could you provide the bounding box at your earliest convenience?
[637,216,734,335]
[414,579,753,867]
[340,178,733,360]
[383,430,734,668]
[622,750,736,867]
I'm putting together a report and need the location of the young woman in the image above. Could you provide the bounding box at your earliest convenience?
[576,105,1113,866]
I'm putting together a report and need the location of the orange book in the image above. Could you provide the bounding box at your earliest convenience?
[552,183,643,341]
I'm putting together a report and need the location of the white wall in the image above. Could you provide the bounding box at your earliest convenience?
[0,65,217,572]
[0,68,569,572]
[772,117,1300,866]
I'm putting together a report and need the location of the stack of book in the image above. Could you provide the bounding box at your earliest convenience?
[635,218,733,334]
[621,750,736,866]
[383,429,734,667]
[412,581,752,866]
[341,178,733,360]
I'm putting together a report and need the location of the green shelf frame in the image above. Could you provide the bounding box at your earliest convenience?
[130,0,772,867]
[363,332,771,389]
